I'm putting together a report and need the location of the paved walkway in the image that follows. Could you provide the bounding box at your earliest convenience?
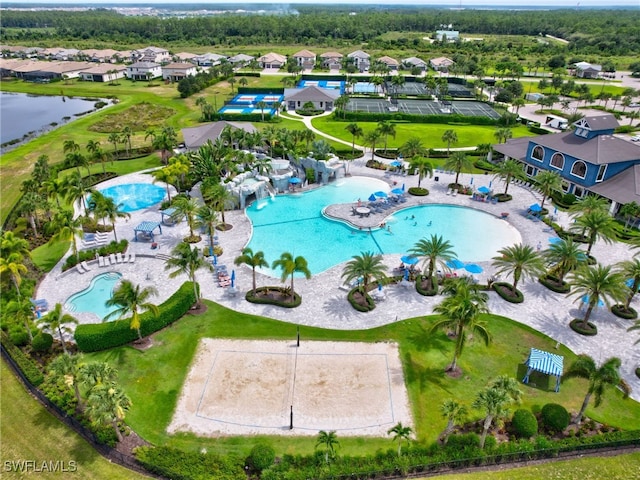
[37,163,640,402]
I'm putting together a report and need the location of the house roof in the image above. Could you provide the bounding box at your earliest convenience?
[430,57,454,66]
[403,56,427,66]
[258,52,287,64]
[162,62,197,71]
[320,51,343,58]
[589,165,640,205]
[574,61,602,72]
[378,55,399,66]
[174,52,196,60]
[81,64,127,75]
[13,61,93,74]
[181,121,257,149]
[492,137,530,162]
[135,46,168,54]
[128,61,160,69]
[574,113,619,131]
[348,50,370,59]
[228,53,254,62]
[284,85,341,102]
[529,131,639,165]
[196,53,228,61]
[293,49,316,58]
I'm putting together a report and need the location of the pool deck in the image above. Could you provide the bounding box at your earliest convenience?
[36,163,640,402]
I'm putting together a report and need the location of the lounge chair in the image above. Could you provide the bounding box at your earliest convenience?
[452,189,458,197]
[98,256,105,267]
[219,279,231,288]
[76,263,86,274]
[446,188,452,196]
[109,253,117,264]
[116,252,124,264]
[128,252,136,263]
[81,261,91,271]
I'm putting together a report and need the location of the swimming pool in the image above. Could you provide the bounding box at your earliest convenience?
[99,183,166,212]
[245,176,521,276]
[65,272,123,320]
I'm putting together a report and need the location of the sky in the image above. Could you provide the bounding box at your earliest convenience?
[11,0,640,6]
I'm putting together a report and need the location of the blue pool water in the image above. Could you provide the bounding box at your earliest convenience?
[65,272,123,320]
[99,183,166,212]
[245,176,521,276]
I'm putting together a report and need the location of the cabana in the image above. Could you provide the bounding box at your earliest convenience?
[522,348,564,392]
[160,207,179,226]
[134,221,162,242]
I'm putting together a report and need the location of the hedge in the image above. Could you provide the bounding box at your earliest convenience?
[511,409,538,439]
[135,446,244,480]
[415,275,438,296]
[569,318,598,336]
[0,332,44,386]
[337,111,499,125]
[492,282,525,303]
[611,304,637,320]
[541,403,570,434]
[538,274,571,294]
[218,112,274,123]
[74,282,196,352]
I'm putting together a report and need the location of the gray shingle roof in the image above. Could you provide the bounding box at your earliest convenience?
[284,86,341,102]
[529,131,639,165]
[589,165,640,204]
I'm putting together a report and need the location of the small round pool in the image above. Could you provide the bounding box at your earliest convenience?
[99,183,166,212]
[65,272,123,320]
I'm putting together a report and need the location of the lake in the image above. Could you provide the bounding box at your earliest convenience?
[0,92,108,147]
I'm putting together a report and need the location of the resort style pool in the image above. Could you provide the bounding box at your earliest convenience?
[99,183,166,212]
[245,176,521,276]
[65,272,123,320]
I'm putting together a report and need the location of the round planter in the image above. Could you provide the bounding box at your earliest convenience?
[494,193,512,202]
[492,282,524,303]
[408,187,429,196]
[611,304,638,320]
[570,318,598,336]
[636,367,640,380]
[538,275,571,294]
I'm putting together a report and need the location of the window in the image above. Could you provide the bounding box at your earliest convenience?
[573,186,585,198]
[550,153,565,170]
[570,161,587,179]
[596,164,607,182]
[531,145,544,162]
[525,165,535,176]
[561,180,570,193]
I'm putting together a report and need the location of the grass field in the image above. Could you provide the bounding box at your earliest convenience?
[0,361,149,480]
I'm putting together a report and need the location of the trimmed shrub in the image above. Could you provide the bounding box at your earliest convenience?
[408,187,429,196]
[247,443,276,472]
[611,304,637,320]
[31,332,53,352]
[74,282,196,352]
[1,332,44,386]
[494,193,512,202]
[136,446,244,480]
[538,274,571,294]
[9,330,30,347]
[570,318,598,336]
[245,287,302,308]
[347,288,376,312]
[492,282,524,303]
[541,403,570,433]
[416,275,438,296]
[511,409,538,439]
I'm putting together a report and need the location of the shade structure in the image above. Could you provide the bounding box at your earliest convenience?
[390,161,402,167]
[548,237,562,245]
[133,221,162,242]
[446,259,465,269]
[289,177,301,184]
[523,348,564,392]
[231,270,236,288]
[478,186,491,194]
[529,203,542,212]
[374,191,388,198]
[464,263,483,274]
[391,188,404,195]
[401,255,419,265]
[368,194,377,202]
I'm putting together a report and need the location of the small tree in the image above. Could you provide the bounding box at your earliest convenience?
[235,247,269,295]
[104,281,159,342]
[315,430,339,464]
[440,399,467,444]
[387,422,412,456]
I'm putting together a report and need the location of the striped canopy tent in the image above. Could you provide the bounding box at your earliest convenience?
[160,207,178,226]
[134,221,162,242]
[522,348,564,392]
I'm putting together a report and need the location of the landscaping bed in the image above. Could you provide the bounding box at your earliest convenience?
[569,318,598,336]
[492,282,524,303]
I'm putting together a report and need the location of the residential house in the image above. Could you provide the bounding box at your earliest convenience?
[0,45,43,58]
[181,121,257,150]
[12,60,92,81]
[80,64,127,82]
[131,46,171,64]
[193,53,228,67]
[228,53,254,67]
[319,51,343,70]
[51,48,80,61]
[173,52,197,63]
[402,56,427,71]
[79,49,121,63]
[257,52,287,69]
[347,50,370,72]
[162,62,198,82]
[492,114,640,213]
[378,55,399,71]
[284,85,341,112]
[573,61,602,79]
[292,49,316,69]
[126,61,162,81]
[430,57,455,72]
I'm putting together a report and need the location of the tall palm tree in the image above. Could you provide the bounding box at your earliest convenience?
[165,243,210,308]
[544,238,587,284]
[387,422,412,456]
[86,139,107,173]
[341,252,387,293]
[272,252,311,300]
[316,430,339,464]
[152,167,175,203]
[409,156,433,188]
[569,195,609,217]
[41,176,66,208]
[256,101,268,122]
[121,126,133,156]
[108,132,120,155]
[441,129,458,154]
[104,280,159,341]
[443,151,472,186]
[492,244,545,295]
[202,182,237,226]
[86,382,132,442]
[410,234,457,285]
[0,231,29,260]
[0,253,28,298]
[49,353,85,410]
[345,123,363,155]
[570,210,617,256]
[172,196,201,239]
[534,170,562,211]
[617,258,640,314]
[431,277,491,373]
[473,385,512,448]
[49,209,84,264]
[440,399,467,445]
[492,159,523,195]
[564,355,630,424]
[38,303,78,355]
[568,264,627,329]
[399,137,427,160]
[364,130,382,161]
[63,172,91,214]
[94,195,130,243]
[493,128,513,144]
[195,204,220,255]
[377,120,396,152]
[234,247,268,295]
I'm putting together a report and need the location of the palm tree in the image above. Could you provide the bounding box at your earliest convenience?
[79,362,117,391]
[493,159,523,195]
[431,277,491,373]
[38,303,78,355]
[256,101,268,122]
[616,258,640,315]
[441,129,458,154]
[86,383,132,442]
[440,399,467,445]
[104,280,159,342]
[473,383,515,448]
[387,422,412,456]
[315,430,339,464]
[41,176,66,208]
[570,210,616,256]
[121,126,133,156]
[410,234,457,285]
[165,243,210,308]
[152,167,175,203]
[568,264,627,330]
[364,130,382,161]
[494,128,513,144]
[93,195,130,243]
[86,139,107,174]
[377,120,396,152]
[569,195,609,219]
[272,252,311,300]
[341,252,387,293]
[564,355,630,424]
[49,353,86,410]
[108,132,120,155]
[172,196,201,240]
[534,170,562,211]
[202,182,237,226]
[345,123,363,155]
[444,151,473,186]
[63,172,91,214]
[49,209,84,264]
[628,320,640,345]
[0,252,28,298]
[409,156,434,188]
[195,204,220,255]
[492,244,545,296]
[399,137,427,160]
[234,247,268,295]
[5,298,36,342]
[544,238,587,284]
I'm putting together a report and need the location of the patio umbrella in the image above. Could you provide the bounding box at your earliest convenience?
[289,177,301,184]
[446,259,465,269]
[368,193,377,202]
[374,191,388,198]
[401,183,405,191]
[478,186,491,194]
[464,263,483,274]
[529,203,542,212]
[391,188,404,195]
[390,160,402,167]
[401,255,419,265]
[581,295,604,308]
[548,237,562,244]
[231,270,236,288]
[470,177,474,185]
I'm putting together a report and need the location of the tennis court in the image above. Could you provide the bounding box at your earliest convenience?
[450,100,501,119]
[353,82,378,94]
[298,79,345,94]
[395,99,500,118]
[446,83,474,98]
[345,98,390,113]
[385,81,428,96]
[219,105,277,115]
[229,93,284,105]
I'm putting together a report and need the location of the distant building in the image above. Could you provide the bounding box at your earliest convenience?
[79,63,127,82]
[181,121,257,150]
[347,50,370,72]
[228,53,254,67]
[320,51,343,70]
[436,30,460,42]
[430,57,455,72]
[292,49,316,69]
[402,56,427,71]
[126,62,161,81]
[193,53,228,67]
[377,55,399,71]
[573,61,602,79]
[162,62,198,82]
[131,46,171,64]
[257,52,287,69]
[284,85,341,112]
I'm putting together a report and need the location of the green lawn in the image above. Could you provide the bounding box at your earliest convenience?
[30,238,71,272]
[86,302,640,458]
[0,361,150,480]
